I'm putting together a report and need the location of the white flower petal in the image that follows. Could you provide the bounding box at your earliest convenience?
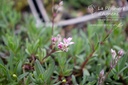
[63,38,67,44]
[59,42,64,45]
[67,37,72,42]
[69,42,74,45]
[111,49,116,59]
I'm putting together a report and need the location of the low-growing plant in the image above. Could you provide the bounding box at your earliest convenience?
[0,0,128,85]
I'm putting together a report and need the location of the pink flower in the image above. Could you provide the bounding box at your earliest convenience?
[58,37,74,52]
[51,35,74,52]
[58,42,63,49]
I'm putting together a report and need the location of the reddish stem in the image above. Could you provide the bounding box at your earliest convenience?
[52,0,55,35]
[80,50,95,70]
[80,29,113,70]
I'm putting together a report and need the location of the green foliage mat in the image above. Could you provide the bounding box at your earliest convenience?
[0,0,128,85]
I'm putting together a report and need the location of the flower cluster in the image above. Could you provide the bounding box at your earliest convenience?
[51,35,74,52]
[110,49,124,68]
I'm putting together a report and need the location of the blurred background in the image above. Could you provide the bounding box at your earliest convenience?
[7,0,128,37]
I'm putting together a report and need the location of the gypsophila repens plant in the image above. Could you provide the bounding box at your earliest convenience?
[42,0,74,63]
[0,0,127,85]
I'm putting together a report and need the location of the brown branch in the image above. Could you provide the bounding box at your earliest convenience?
[80,29,113,71]
[80,50,95,70]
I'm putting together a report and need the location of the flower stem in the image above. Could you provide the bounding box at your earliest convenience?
[104,68,112,82]
[80,50,95,70]
[42,49,55,63]
[52,0,55,35]
[80,28,114,71]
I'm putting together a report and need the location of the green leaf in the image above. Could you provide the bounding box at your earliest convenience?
[0,64,11,81]
[118,55,127,71]
[118,63,128,74]
[35,60,45,76]
[29,73,36,82]
[82,71,87,84]
[83,69,90,76]
[25,49,30,56]
[87,80,96,85]
[16,61,22,75]
[44,61,55,82]
[54,81,61,85]
[42,48,46,58]
[18,72,29,82]
[63,69,72,76]
[72,75,78,85]
[33,39,40,53]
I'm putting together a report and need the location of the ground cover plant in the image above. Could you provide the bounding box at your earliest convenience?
[0,0,128,85]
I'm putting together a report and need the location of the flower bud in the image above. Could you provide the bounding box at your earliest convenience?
[62,79,66,83]
[57,34,61,43]
[13,74,17,78]
[52,37,57,42]
[99,69,104,77]
[118,49,124,57]
[98,69,105,85]
[51,37,57,45]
